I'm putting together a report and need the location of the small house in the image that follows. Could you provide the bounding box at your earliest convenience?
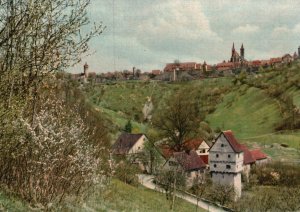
[163,150,206,187]
[183,138,210,165]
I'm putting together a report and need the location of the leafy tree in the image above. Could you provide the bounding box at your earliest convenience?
[156,169,186,210]
[124,120,132,133]
[153,91,200,151]
[207,183,235,206]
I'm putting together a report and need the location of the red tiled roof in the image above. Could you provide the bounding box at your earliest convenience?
[261,60,270,65]
[250,149,267,161]
[200,155,208,165]
[270,57,282,63]
[164,62,197,72]
[196,63,202,69]
[183,138,204,151]
[159,145,175,159]
[216,62,234,68]
[250,60,262,66]
[223,130,243,153]
[173,150,206,171]
[152,70,161,75]
[240,144,256,165]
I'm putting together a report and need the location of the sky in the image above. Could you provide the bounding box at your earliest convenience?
[72,0,300,73]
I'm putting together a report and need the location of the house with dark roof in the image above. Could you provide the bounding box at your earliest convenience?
[112,133,147,155]
[183,138,210,165]
[162,150,206,187]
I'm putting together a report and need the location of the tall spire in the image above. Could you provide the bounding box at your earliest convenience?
[241,43,244,50]
[232,42,235,51]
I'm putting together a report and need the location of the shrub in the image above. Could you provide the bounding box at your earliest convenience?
[0,81,111,208]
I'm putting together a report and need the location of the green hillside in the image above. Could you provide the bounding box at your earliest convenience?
[206,85,281,138]
[0,180,200,211]
[84,64,300,160]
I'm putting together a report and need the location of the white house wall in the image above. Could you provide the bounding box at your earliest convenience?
[128,135,147,154]
[209,134,243,173]
[197,141,210,155]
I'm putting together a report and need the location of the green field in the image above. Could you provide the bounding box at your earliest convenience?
[0,191,30,211]
[206,86,282,138]
[1,180,202,212]
[85,66,300,161]
[71,180,204,212]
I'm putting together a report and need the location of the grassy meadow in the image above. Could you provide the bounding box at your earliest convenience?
[85,64,300,161]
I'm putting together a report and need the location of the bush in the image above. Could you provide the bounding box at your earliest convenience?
[0,81,111,208]
[114,160,139,186]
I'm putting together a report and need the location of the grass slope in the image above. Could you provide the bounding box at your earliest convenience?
[206,86,281,138]
[0,191,30,211]
[1,180,203,211]
[81,179,204,212]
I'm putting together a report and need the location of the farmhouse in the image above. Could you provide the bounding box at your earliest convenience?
[209,130,268,198]
[162,150,206,187]
[112,133,147,155]
[209,131,244,198]
[183,138,210,165]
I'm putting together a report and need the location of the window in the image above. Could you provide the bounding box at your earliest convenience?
[169,161,177,166]
[216,154,219,158]
[226,165,231,169]
[214,164,217,168]
[221,144,224,147]
[228,154,231,158]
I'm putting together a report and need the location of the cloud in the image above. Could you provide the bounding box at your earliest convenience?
[71,0,300,73]
[271,23,300,38]
[131,0,222,63]
[232,24,260,34]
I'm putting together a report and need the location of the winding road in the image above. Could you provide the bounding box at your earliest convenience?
[138,174,227,212]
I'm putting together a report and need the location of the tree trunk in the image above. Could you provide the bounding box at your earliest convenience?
[171,177,176,211]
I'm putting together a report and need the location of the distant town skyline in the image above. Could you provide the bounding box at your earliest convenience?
[72,0,300,73]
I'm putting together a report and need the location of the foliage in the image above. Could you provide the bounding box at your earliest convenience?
[236,186,300,212]
[153,91,201,151]
[114,160,139,186]
[251,162,300,186]
[206,183,235,206]
[156,169,186,210]
[0,83,111,207]
[124,119,133,133]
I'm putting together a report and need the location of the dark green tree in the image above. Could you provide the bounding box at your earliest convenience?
[124,120,132,133]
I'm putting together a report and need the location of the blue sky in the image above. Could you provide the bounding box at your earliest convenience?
[72,0,300,73]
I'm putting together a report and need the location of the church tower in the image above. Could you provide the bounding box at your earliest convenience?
[240,44,245,60]
[232,43,235,56]
[298,46,300,58]
[230,43,238,62]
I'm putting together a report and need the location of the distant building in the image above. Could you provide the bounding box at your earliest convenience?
[163,62,198,72]
[282,54,293,63]
[151,70,162,75]
[230,43,246,63]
